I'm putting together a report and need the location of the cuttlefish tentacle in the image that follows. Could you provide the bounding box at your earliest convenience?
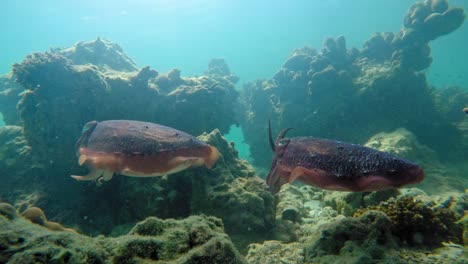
[71,169,104,181]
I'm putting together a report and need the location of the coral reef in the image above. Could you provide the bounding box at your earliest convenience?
[241,0,466,172]
[0,126,43,184]
[246,241,303,264]
[0,202,17,219]
[21,206,78,234]
[304,210,396,263]
[53,129,274,254]
[59,37,138,72]
[0,38,241,233]
[10,40,239,180]
[0,212,246,263]
[323,189,400,216]
[403,0,465,41]
[0,126,47,216]
[354,196,463,247]
[0,74,22,125]
[205,58,240,85]
[246,183,467,263]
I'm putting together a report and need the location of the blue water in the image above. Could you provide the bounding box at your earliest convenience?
[1,0,466,88]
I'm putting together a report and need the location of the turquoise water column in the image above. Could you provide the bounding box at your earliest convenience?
[223,124,252,162]
[0,112,4,127]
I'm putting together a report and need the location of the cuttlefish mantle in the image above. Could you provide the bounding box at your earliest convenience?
[266,121,424,193]
[71,120,219,183]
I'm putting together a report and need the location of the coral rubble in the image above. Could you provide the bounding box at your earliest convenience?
[247,183,467,264]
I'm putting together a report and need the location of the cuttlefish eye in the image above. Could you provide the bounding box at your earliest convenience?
[278,139,290,147]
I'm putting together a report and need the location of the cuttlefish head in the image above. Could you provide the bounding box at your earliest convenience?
[266,120,293,193]
[75,121,98,159]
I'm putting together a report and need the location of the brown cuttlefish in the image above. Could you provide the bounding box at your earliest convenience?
[71,120,219,182]
[266,122,424,193]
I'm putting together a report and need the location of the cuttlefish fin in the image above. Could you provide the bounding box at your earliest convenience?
[204,145,220,169]
[71,169,103,181]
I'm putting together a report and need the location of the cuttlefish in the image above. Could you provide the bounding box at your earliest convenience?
[266,122,424,193]
[71,120,219,182]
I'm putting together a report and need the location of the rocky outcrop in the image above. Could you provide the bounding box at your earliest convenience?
[241,0,465,169]
[0,212,246,264]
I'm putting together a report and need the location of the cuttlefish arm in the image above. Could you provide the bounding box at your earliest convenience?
[71,168,113,182]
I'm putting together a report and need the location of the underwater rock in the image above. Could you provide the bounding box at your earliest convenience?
[241,0,465,169]
[59,37,138,72]
[0,202,17,219]
[246,241,304,264]
[421,7,465,41]
[130,65,158,89]
[361,32,396,62]
[304,210,396,262]
[244,183,467,263]
[402,0,465,42]
[7,38,239,190]
[166,76,239,135]
[433,87,468,155]
[120,215,245,263]
[191,175,274,253]
[21,206,78,234]
[354,195,463,247]
[430,0,449,13]
[70,129,273,253]
[1,39,243,254]
[0,213,245,263]
[276,185,307,222]
[0,74,22,125]
[21,207,47,225]
[197,129,256,179]
[0,126,42,177]
[205,58,240,84]
[323,189,400,217]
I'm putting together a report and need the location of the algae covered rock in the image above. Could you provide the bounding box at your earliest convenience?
[0,202,17,219]
[1,39,241,234]
[10,38,239,177]
[323,189,399,217]
[354,196,463,247]
[70,129,274,254]
[116,215,246,263]
[59,37,138,72]
[276,185,307,222]
[304,210,396,263]
[241,0,465,170]
[0,125,42,177]
[189,131,275,250]
[0,74,22,125]
[246,241,304,264]
[0,213,245,264]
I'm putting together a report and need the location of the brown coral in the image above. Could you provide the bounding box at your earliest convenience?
[21,207,47,225]
[21,206,78,234]
[0,202,17,219]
